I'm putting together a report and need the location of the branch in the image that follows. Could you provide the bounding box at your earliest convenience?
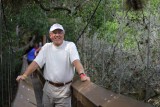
[76,0,102,43]
[13,35,36,52]
[34,0,71,13]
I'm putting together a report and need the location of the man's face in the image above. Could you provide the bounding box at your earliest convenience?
[50,29,64,46]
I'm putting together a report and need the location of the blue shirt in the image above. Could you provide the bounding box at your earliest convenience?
[27,48,36,61]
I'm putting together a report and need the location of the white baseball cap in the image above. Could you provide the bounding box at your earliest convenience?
[49,23,65,33]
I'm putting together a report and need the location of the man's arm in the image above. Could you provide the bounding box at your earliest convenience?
[73,59,90,82]
[16,61,39,81]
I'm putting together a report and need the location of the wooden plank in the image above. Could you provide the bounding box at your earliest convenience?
[71,78,154,107]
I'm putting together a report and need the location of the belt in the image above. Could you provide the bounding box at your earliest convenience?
[47,80,72,87]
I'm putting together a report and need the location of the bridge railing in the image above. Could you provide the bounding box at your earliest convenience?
[12,78,37,107]
[71,77,154,107]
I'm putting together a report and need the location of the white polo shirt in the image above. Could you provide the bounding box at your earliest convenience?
[34,41,80,83]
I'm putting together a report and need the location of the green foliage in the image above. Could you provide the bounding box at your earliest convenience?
[98,20,118,43]
[150,0,160,10]
[16,3,49,35]
[123,35,136,49]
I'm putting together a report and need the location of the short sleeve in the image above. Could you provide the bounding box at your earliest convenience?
[34,44,46,68]
[69,42,80,63]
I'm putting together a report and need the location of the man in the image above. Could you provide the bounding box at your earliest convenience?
[16,23,90,107]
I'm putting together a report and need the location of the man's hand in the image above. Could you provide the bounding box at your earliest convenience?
[80,73,90,82]
[16,74,27,82]
[16,61,39,82]
[72,60,90,82]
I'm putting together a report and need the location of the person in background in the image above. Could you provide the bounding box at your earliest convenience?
[16,23,90,107]
[27,43,39,64]
[34,42,42,56]
[26,43,39,77]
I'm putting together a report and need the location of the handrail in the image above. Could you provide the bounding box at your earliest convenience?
[71,77,154,107]
[12,78,37,107]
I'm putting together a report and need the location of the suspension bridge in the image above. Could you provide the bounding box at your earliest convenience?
[10,56,154,107]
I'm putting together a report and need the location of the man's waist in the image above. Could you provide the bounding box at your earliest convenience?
[46,80,72,87]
